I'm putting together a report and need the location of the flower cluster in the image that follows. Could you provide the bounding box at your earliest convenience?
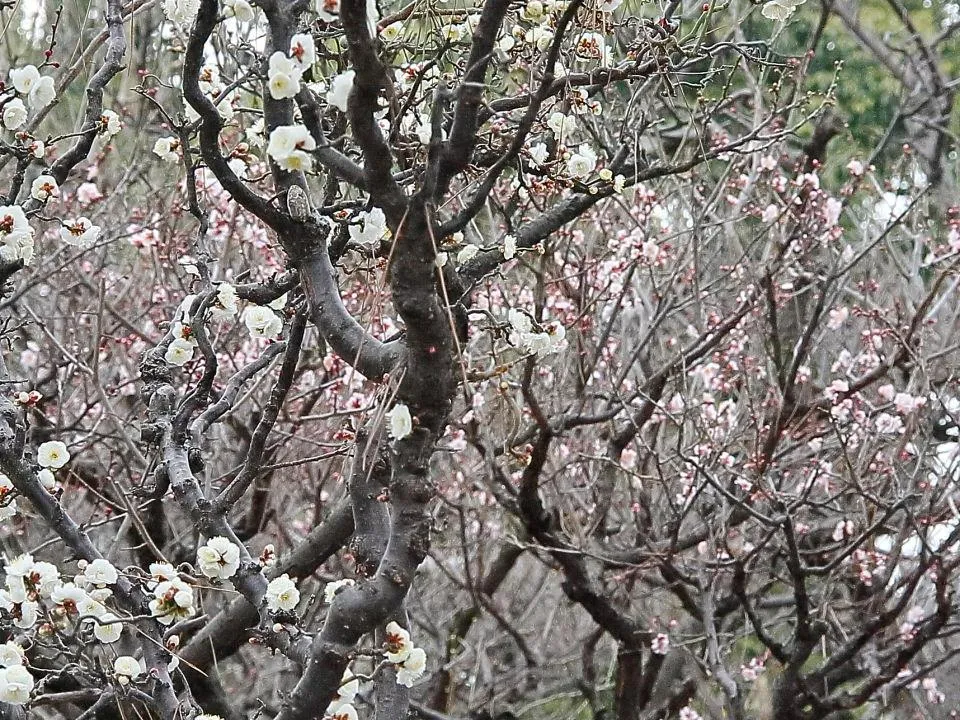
[242,303,284,339]
[267,125,317,173]
[0,205,35,264]
[147,562,196,625]
[3,64,55,130]
[0,649,33,705]
[383,621,427,687]
[323,668,360,720]
[267,33,316,100]
[506,309,566,356]
[0,551,129,700]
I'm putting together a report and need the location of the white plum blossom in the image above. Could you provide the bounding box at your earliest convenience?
[381,21,404,41]
[29,76,55,109]
[384,621,414,662]
[153,137,180,162]
[523,26,554,51]
[149,578,196,625]
[0,205,34,263]
[0,642,24,668]
[507,309,565,356]
[327,70,355,112]
[93,612,123,643]
[98,110,122,138]
[0,595,37,629]
[268,52,303,100]
[323,578,355,603]
[528,142,549,165]
[387,403,413,440]
[37,468,57,492]
[547,111,576,139]
[197,536,241,579]
[348,207,388,244]
[82,559,119,587]
[521,0,546,22]
[0,665,33,705]
[51,582,90,617]
[37,440,70,469]
[211,283,239,321]
[267,124,316,173]
[9,66,39,95]
[165,337,195,366]
[10,556,60,598]
[59,217,101,248]
[242,305,284,339]
[3,99,27,130]
[149,562,179,586]
[113,655,142,684]
[198,64,221,94]
[265,573,300,611]
[290,33,317,70]
[30,174,58,202]
[496,35,516,55]
[395,646,427,687]
[566,144,598,178]
[440,23,467,42]
[326,669,359,714]
[574,32,610,63]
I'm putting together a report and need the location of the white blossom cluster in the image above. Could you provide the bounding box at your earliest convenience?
[268,34,316,100]
[321,621,428,720]
[0,205,35,265]
[164,288,286,367]
[0,551,132,703]
[382,621,427,687]
[4,64,56,131]
[146,562,196,625]
[506,309,566,356]
[0,60,107,264]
